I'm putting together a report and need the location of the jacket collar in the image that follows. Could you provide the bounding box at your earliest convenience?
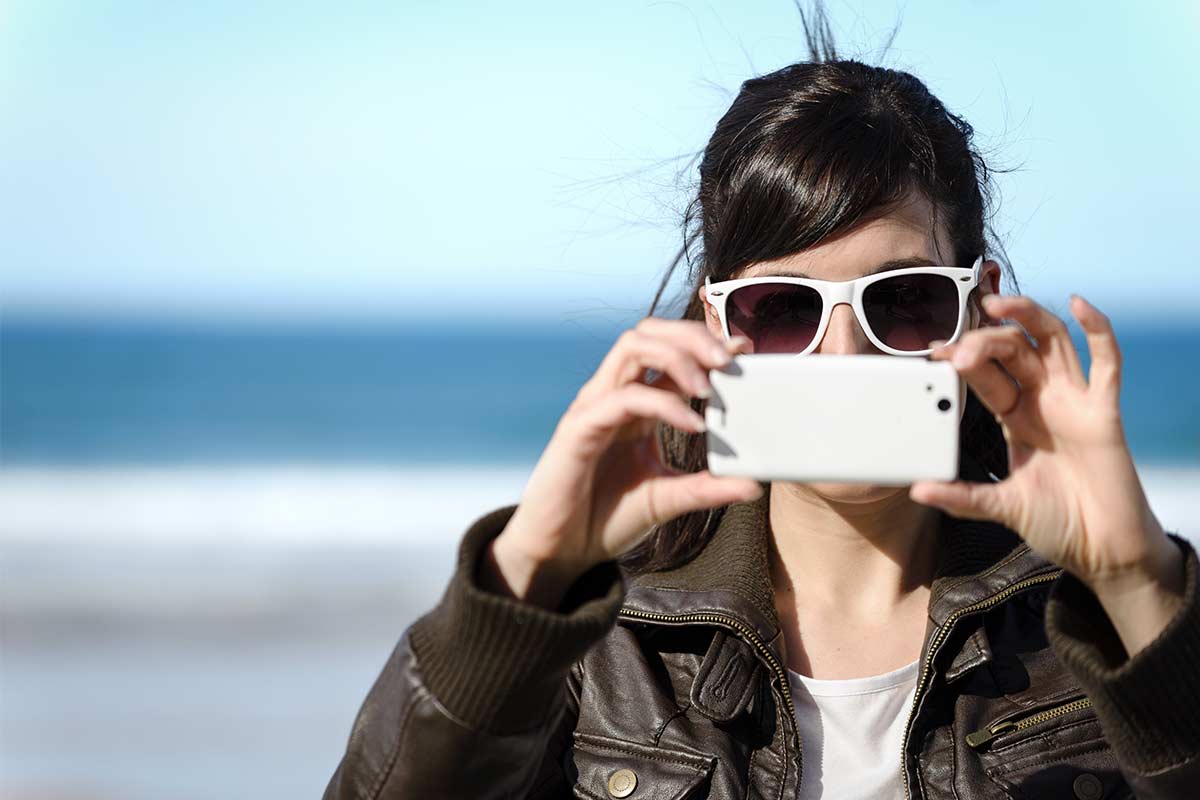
[621,483,1060,650]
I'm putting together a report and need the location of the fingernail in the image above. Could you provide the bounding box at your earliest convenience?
[695,382,713,399]
[729,335,751,351]
[928,339,946,349]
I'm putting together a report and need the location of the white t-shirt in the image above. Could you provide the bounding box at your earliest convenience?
[786,659,920,800]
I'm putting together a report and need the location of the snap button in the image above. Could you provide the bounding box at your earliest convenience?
[607,767,637,798]
[1073,772,1103,800]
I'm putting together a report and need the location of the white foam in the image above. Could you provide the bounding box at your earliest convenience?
[0,464,535,548]
[0,462,1193,549]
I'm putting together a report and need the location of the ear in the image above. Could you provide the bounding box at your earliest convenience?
[696,283,725,340]
[972,260,1003,326]
[695,283,707,319]
[983,260,1001,295]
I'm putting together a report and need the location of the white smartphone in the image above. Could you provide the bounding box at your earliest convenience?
[704,354,961,484]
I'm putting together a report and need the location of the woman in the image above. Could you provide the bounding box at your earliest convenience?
[324,14,1198,800]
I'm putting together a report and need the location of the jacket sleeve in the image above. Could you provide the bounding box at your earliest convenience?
[322,503,625,800]
[1044,531,1200,800]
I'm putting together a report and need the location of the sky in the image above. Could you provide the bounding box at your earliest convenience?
[1,0,1198,326]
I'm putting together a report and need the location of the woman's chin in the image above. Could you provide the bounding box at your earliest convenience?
[784,480,908,503]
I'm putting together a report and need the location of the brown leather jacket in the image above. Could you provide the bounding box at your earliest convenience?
[323,491,1200,799]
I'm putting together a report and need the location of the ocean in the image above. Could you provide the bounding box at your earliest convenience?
[4,317,1199,466]
[1,316,1197,799]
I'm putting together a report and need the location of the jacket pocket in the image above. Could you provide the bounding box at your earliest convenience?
[964,693,1135,800]
[965,693,1093,752]
[568,731,716,800]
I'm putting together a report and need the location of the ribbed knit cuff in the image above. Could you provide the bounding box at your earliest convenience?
[408,503,625,735]
[1044,532,1200,774]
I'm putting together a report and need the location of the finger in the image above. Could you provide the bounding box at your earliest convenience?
[632,330,752,397]
[931,329,1031,420]
[644,469,765,526]
[613,331,717,397]
[635,316,754,373]
[980,294,1086,387]
[582,328,709,407]
[950,351,1020,419]
[589,320,747,400]
[1069,294,1122,403]
[909,478,1010,525]
[932,324,1042,388]
[578,383,708,447]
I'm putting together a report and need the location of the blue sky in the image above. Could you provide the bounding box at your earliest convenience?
[1,1,1197,325]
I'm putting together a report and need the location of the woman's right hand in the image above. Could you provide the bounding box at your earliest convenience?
[481,317,764,609]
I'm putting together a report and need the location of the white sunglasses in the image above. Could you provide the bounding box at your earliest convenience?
[704,255,984,357]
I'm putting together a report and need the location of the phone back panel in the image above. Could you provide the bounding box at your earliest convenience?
[704,354,960,484]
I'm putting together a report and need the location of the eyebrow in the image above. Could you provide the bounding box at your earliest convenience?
[748,256,939,280]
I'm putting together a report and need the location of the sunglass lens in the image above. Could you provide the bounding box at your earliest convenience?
[862,273,959,351]
[727,283,822,354]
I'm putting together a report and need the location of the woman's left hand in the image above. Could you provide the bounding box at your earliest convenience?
[909,293,1185,657]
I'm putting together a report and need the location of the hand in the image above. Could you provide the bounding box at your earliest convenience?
[483,318,762,609]
[909,294,1184,654]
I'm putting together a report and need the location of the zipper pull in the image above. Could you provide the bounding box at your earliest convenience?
[965,720,1018,749]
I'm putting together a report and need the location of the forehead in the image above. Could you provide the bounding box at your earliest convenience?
[739,194,954,281]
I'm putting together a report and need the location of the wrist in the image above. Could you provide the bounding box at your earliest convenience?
[1083,532,1186,659]
[1082,524,1184,598]
[481,531,589,611]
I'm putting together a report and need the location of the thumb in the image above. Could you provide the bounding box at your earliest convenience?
[909,479,1009,524]
[647,469,764,525]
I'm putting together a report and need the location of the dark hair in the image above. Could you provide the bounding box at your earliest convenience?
[620,2,1018,573]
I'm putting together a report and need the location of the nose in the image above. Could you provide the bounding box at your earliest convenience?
[814,301,878,355]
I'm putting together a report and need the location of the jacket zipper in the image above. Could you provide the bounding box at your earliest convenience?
[964,695,1092,750]
[616,608,800,772]
[899,567,1063,800]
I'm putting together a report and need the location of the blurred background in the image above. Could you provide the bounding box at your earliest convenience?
[1,1,1197,797]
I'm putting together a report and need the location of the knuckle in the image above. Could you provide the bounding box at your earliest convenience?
[957,337,983,359]
[564,392,590,420]
[635,316,658,334]
[570,379,607,412]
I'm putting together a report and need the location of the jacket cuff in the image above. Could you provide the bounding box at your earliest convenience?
[1044,532,1200,774]
[408,503,625,735]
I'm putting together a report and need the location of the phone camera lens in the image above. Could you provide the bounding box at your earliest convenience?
[937,398,952,412]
